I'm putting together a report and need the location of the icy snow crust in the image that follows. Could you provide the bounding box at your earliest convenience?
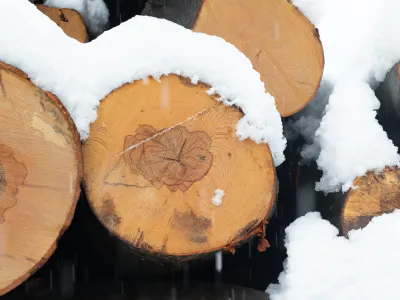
[44,0,109,37]
[267,210,400,300]
[0,0,286,166]
[289,0,400,192]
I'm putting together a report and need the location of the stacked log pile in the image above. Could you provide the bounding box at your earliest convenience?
[142,0,325,117]
[3,0,400,297]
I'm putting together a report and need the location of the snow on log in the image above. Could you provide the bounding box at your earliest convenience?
[36,4,88,42]
[82,75,277,261]
[341,167,400,235]
[0,3,287,166]
[0,65,82,295]
[142,0,324,117]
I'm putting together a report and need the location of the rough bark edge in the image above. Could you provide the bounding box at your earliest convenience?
[36,4,89,43]
[83,77,278,261]
[340,167,400,237]
[142,0,325,117]
[0,64,83,296]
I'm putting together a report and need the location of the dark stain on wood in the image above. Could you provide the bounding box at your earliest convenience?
[59,9,68,22]
[99,193,121,229]
[314,28,320,38]
[380,189,400,212]
[133,228,145,247]
[172,210,211,243]
[173,210,211,232]
[39,91,63,121]
[344,215,375,233]
[189,235,208,244]
[142,0,204,29]
[0,144,28,224]
[232,219,260,242]
[161,235,168,251]
[132,228,154,252]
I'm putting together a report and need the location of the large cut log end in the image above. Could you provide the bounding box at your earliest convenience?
[0,65,82,295]
[83,75,277,261]
[36,4,88,42]
[142,0,324,117]
[341,167,400,236]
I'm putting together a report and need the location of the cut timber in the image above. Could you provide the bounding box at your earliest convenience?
[36,4,88,42]
[83,75,277,261]
[0,65,82,295]
[142,0,324,117]
[341,167,400,235]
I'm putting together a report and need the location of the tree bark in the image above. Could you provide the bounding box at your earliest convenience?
[0,64,82,295]
[82,75,277,261]
[142,0,324,117]
[36,4,88,43]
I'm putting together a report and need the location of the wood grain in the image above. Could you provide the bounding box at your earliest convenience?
[342,167,400,235]
[0,65,82,295]
[83,75,277,260]
[142,0,324,117]
[36,4,88,43]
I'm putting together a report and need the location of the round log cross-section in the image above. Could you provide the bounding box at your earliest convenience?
[83,75,277,261]
[36,4,88,43]
[341,167,400,236]
[0,66,82,295]
[142,0,324,117]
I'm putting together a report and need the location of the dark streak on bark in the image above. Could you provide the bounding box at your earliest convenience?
[142,0,204,29]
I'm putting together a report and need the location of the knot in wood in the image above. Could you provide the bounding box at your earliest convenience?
[124,125,213,192]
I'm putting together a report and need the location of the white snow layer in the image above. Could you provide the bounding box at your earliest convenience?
[0,0,286,166]
[289,0,400,192]
[44,0,109,37]
[212,189,225,207]
[267,210,400,300]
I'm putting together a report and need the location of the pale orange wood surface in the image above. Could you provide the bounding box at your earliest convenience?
[193,0,324,116]
[83,75,277,260]
[36,4,88,43]
[0,66,82,295]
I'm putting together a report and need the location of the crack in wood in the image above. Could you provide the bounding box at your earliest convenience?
[120,107,211,156]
